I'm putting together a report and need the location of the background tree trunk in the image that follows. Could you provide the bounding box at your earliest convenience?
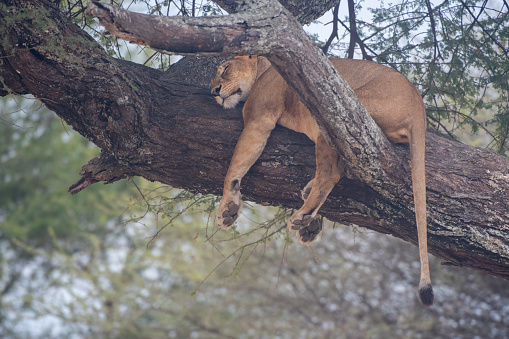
[1,0,508,281]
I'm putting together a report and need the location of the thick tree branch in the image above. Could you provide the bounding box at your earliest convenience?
[0,54,29,96]
[85,0,396,186]
[1,0,508,282]
[213,0,341,25]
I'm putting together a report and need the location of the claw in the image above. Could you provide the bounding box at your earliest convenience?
[227,201,239,214]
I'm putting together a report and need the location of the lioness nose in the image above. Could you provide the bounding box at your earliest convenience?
[212,84,222,96]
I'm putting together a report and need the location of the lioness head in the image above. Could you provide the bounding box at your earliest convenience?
[210,56,259,109]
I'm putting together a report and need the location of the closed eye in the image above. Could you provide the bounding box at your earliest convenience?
[222,65,229,76]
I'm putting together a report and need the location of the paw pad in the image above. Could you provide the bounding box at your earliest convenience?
[290,214,313,230]
[221,201,240,227]
[297,216,323,244]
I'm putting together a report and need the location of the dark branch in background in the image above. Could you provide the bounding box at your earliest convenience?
[347,0,372,60]
[426,114,455,140]
[340,16,423,69]
[425,0,442,61]
[427,107,498,142]
[328,7,379,62]
[321,2,340,54]
[461,0,508,58]
[347,0,356,58]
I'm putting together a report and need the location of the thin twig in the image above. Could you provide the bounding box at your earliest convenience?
[193,225,286,295]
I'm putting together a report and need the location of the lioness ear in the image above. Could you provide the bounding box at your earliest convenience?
[248,55,258,65]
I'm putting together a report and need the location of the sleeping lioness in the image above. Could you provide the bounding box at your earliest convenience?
[211,55,433,305]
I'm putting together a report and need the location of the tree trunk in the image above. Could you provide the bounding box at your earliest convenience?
[1,0,508,281]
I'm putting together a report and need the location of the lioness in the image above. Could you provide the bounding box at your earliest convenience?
[211,56,433,305]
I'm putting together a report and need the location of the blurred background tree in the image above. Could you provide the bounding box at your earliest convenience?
[1,0,508,338]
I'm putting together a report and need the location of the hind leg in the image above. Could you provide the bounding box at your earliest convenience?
[288,135,341,243]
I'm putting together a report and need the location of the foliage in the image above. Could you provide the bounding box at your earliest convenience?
[0,97,136,245]
[322,0,509,154]
[0,97,141,336]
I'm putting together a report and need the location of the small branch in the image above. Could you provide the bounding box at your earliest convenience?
[85,1,233,54]
[425,0,443,61]
[345,0,372,60]
[69,152,131,195]
[347,0,356,59]
[460,0,508,58]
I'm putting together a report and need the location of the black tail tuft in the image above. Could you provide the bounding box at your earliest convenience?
[419,284,434,306]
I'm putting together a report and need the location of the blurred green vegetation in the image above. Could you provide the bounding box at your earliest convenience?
[320,0,509,154]
[0,97,137,245]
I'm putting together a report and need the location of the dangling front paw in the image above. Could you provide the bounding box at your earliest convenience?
[216,200,242,229]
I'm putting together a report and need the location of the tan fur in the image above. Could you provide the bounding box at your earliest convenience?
[211,56,433,305]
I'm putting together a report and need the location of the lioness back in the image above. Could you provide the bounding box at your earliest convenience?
[245,58,425,145]
[331,59,426,143]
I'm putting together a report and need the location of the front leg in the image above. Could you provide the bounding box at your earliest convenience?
[217,119,276,228]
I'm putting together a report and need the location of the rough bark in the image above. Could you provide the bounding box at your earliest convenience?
[0,0,508,281]
[214,0,341,25]
[85,0,395,184]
